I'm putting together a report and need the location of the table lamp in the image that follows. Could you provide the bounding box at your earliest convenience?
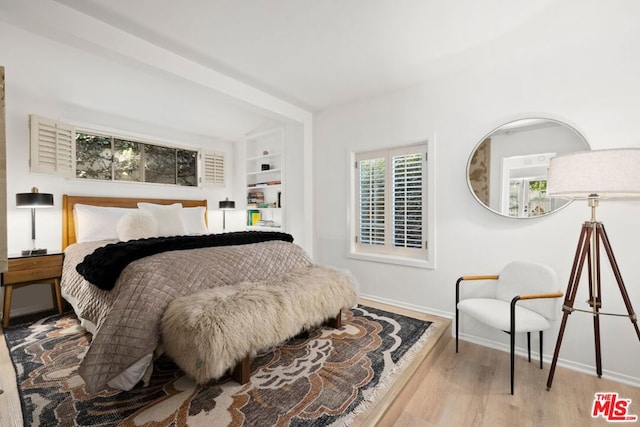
[16,187,54,256]
[218,197,235,232]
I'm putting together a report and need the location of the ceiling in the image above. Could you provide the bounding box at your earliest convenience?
[52,0,557,112]
[5,1,635,141]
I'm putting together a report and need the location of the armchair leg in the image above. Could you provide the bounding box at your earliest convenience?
[510,297,520,395]
[455,277,462,353]
[510,329,515,395]
[527,332,531,363]
[539,331,544,369]
[455,307,459,353]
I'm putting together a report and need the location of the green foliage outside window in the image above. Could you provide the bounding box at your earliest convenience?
[76,131,198,186]
[529,180,547,192]
[114,139,142,182]
[76,133,112,180]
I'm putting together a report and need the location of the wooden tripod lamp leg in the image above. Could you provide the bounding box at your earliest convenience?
[599,225,640,341]
[548,222,640,391]
[547,224,591,390]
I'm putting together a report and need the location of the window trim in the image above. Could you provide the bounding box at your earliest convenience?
[348,139,436,269]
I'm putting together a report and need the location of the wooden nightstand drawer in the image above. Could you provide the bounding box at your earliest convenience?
[3,254,64,285]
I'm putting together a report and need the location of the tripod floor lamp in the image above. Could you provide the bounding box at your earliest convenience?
[545,148,640,390]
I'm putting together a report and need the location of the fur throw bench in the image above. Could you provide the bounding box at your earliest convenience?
[161,264,358,385]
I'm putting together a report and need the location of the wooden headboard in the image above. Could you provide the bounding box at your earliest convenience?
[62,195,208,249]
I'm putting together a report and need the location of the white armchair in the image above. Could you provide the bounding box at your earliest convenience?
[455,261,563,394]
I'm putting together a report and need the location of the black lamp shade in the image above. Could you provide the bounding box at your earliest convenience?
[16,191,54,208]
[219,199,235,210]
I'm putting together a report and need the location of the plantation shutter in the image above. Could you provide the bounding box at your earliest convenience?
[357,154,386,247]
[202,151,225,186]
[355,144,427,258]
[392,151,424,249]
[30,115,75,177]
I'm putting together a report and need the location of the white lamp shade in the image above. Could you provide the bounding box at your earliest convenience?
[547,148,640,199]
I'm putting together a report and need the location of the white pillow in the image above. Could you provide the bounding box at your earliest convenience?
[137,202,187,237]
[74,204,134,243]
[116,210,158,241]
[181,206,209,235]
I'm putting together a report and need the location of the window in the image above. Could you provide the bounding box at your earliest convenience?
[353,143,429,265]
[30,115,226,187]
[76,131,198,186]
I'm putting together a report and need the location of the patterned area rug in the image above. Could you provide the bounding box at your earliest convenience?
[4,305,433,426]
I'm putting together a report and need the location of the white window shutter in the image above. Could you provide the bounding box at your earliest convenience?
[30,115,75,177]
[202,151,225,187]
[357,156,386,247]
[391,152,424,249]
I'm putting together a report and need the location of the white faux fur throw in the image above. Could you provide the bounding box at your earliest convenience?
[161,265,359,384]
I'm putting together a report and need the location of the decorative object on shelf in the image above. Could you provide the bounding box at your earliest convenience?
[218,197,235,232]
[261,164,270,171]
[545,148,640,390]
[262,150,269,155]
[16,187,54,255]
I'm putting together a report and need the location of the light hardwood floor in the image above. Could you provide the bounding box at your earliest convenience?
[1,300,639,427]
[365,300,640,427]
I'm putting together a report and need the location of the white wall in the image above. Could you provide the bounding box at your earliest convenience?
[314,3,640,385]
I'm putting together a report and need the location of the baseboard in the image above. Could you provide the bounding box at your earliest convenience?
[457,333,640,388]
[359,293,453,320]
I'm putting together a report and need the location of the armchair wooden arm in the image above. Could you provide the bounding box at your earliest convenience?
[517,291,564,301]
[455,275,499,309]
[511,291,564,326]
[458,275,500,282]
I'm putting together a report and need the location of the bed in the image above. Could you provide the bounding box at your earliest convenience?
[60,195,315,393]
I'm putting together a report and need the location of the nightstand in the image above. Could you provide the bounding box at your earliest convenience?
[2,252,64,328]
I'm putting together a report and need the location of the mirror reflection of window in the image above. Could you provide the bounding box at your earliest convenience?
[501,153,560,217]
[508,177,552,217]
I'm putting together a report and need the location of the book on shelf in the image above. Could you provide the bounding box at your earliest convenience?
[251,211,261,226]
[254,219,281,228]
[247,191,264,205]
[247,209,261,226]
[250,180,281,187]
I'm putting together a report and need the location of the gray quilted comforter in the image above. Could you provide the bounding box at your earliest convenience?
[61,239,312,393]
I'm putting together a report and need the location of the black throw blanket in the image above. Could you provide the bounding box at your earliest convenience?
[76,231,294,291]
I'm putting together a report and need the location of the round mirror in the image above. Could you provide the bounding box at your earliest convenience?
[467,118,589,218]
